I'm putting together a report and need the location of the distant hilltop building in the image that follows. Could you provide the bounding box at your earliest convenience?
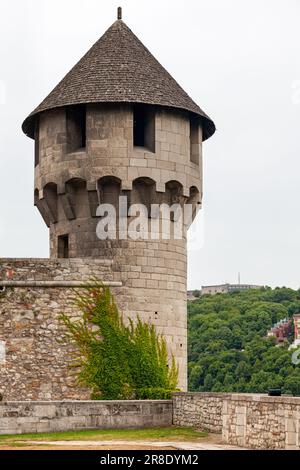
[201,283,262,296]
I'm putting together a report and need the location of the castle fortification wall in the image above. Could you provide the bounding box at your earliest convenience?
[173,392,300,450]
[0,400,173,434]
[0,257,187,400]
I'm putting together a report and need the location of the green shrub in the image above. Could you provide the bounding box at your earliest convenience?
[135,388,175,400]
[60,283,178,400]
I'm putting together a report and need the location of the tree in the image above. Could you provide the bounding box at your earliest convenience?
[188,287,300,396]
[284,373,300,396]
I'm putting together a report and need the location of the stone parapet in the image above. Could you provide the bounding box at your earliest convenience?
[0,400,173,435]
[173,392,300,450]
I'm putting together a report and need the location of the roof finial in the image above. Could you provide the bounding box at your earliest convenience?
[117,7,122,20]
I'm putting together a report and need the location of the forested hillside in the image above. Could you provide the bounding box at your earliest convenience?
[188,287,300,395]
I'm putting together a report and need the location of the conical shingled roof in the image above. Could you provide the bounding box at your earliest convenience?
[22,19,215,140]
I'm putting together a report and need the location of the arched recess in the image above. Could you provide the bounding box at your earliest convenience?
[165,180,184,206]
[132,177,156,217]
[162,180,185,224]
[98,176,121,209]
[65,178,89,219]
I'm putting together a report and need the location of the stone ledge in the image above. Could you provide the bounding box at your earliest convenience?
[0,281,122,288]
[0,258,113,265]
[173,392,300,404]
[228,393,300,404]
[173,392,231,398]
[0,400,172,405]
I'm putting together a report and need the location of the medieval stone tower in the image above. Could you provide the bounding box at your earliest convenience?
[0,9,215,399]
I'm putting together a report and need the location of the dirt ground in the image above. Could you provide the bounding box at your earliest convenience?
[0,445,176,451]
[0,432,243,451]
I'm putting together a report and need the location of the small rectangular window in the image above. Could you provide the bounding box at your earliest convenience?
[67,105,86,152]
[58,235,69,258]
[34,120,40,167]
[133,105,155,152]
[190,116,200,165]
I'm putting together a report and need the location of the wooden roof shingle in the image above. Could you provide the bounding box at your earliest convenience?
[22,19,215,140]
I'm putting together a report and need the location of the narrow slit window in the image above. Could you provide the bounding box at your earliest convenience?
[67,105,86,153]
[133,105,155,152]
[58,235,69,258]
[190,116,200,165]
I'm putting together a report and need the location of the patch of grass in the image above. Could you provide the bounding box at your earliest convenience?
[0,427,208,444]
[7,442,49,448]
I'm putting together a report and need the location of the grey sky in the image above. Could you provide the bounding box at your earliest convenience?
[0,0,299,289]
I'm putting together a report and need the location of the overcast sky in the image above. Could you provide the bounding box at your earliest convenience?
[0,0,300,289]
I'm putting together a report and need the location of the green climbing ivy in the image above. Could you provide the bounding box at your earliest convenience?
[60,283,178,400]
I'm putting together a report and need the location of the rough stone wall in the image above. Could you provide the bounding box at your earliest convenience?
[0,258,119,283]
[173,392,300,450]
[0,259,122,401]
[0,258,187,398]
[222,394,300,450]
[173,392,226,433]
[0,400,173,435]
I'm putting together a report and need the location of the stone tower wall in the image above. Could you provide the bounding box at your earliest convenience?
[0,105,203,398]
[35,104,202,205]
[35,104,202,257]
